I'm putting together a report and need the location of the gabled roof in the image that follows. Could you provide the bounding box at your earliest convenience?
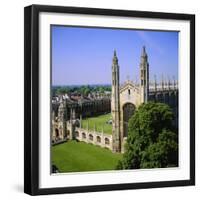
[120,80,139,93]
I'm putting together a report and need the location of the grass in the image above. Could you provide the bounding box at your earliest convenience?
[52,141,122,173]
[82,113,112,134]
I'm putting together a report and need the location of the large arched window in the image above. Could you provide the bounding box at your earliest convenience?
[123,103,135,137]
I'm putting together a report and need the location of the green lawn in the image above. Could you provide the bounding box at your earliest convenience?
[82,113,112,134]
[52,141,122,173]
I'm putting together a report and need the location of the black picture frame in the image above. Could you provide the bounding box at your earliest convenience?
[24,4,195,195]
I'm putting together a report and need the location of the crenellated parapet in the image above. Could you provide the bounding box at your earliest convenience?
[149,75,178,92]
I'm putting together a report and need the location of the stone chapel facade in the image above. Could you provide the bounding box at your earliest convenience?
[111,47,178,152]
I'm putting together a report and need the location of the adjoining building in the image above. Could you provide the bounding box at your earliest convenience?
[51,46,178,153]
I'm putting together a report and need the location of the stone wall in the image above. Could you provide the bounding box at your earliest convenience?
[74,127,113,151]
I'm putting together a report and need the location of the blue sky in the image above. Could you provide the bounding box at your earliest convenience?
[52,26,178,86]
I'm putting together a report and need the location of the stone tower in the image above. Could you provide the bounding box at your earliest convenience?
[69,108,76,140]
[140,46,149,103]
[58,100,67,140]
[111,50,121,152]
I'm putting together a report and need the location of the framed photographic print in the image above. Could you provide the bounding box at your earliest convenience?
[24,4,195,195]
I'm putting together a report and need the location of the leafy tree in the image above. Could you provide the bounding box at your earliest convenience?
[56,87,69,95]
[53,85,112,96]
[99,86,105,94]
[117,102,178,169]
[79,85,91,96]
[83,87,90,96]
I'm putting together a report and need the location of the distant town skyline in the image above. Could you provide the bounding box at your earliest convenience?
[52,26,178,86]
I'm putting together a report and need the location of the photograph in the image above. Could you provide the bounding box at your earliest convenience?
[24,4,195,195]
[50,26,179,173]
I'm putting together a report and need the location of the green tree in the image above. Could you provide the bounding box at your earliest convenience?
[83,87,90,96]
[56,87,69,95]
[79,85,91,96]
[117,102,178,169]
[99,86,105,94]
